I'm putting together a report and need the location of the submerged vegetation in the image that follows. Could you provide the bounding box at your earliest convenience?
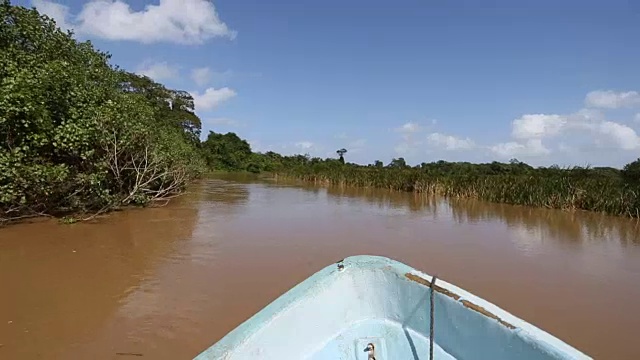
[2,1,639,224]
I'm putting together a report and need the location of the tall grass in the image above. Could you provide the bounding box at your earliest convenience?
[281,168,640,218]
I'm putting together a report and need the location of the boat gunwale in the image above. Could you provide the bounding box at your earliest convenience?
[402,270,590,359]
[193,255,591,360]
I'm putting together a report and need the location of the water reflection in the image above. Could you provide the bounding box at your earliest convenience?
[0,192,201,359]
[321,184,444,219]
[183,179,251,264]
[198,179,250,207]
[3,175,640,359]
[294,182,640,248]
[448,198,640,246]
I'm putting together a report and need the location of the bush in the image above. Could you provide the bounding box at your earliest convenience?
[0,1,205,222]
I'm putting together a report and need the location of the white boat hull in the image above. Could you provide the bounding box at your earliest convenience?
[195,255,590,359]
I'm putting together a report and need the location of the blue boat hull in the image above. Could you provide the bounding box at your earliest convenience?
[194,255,590,359]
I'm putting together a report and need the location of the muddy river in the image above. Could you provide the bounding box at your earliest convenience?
[1,174,639,359]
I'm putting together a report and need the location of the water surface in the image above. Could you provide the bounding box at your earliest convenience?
[1,175,639,359]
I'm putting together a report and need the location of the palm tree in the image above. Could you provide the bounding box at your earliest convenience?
[336,148,347,164]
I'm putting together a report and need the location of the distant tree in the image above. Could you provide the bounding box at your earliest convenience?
[336,148,347,163]
[374,160,384,168]
[201,131,252,170]
[622,158,640,183]
[388,157,407,168]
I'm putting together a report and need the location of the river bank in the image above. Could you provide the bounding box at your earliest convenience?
[278,166,640,218]
[1,3,205,224]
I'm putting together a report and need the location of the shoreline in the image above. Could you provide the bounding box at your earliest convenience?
[276,170,640,218]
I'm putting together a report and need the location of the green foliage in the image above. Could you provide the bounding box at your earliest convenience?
[5,1,639,222]
[622,158,640,184]
[120,72,202,144]
[0,2,205,222]
[275,158,640,218]
[201,131,253,171]
[195,125,640,218]
[388,157,407,168]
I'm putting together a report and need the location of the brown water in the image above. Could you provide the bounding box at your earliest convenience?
[1,175,640,359]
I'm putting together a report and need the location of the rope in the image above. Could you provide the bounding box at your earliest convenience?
[430,275,437,360]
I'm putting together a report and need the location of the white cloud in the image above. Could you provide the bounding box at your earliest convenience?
[426,133,475,150]
[248,139,265,153]
[562,112,639,151]
[190,87,236,111]
[136,61,179,81]
[390,91,640,163]
[512,114,566,139]
[491,139,551,158]
[489,104,639,158]
[394,122,425,155]
[566,108,605,127]
[32,0,72,31]
[585,90,640,109]
[598,121,640,150]
[295,141,314,150]
[32,0,236,44]
[395,122,421,134]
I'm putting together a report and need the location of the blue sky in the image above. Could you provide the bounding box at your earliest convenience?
[20,0,640,167]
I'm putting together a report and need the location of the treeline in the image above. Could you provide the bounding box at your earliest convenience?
[1,2,205,222]
[159,128,640,218]
[199,131,344,173]
[3,1,640,223]
[198,129,640,217]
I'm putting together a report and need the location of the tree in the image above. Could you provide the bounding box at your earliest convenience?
[201,131,252,170]
[388,157,407,168]
[622,158,640,183]
[336,148,347,164]
[120,72,202,144]
[374,160,383,168]
[0,1,204,221]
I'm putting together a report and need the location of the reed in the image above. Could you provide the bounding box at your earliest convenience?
[280,167,640,218]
